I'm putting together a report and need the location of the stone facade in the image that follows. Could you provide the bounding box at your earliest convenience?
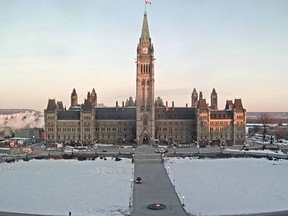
[44,13,246,147]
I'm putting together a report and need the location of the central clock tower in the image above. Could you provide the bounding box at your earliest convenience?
[136,12,155,145]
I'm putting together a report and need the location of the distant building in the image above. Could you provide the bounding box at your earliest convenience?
[44,13,246,146]
[19,128,44,139]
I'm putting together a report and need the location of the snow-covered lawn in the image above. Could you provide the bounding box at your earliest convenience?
[0,158,133,216]
[165,157,288,216]
[225,148,286,155]
[2,156,288,216]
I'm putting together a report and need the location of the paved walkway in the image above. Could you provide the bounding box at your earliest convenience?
[131,145,187,216]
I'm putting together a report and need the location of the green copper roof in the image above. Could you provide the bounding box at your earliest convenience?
[140,13,150,43]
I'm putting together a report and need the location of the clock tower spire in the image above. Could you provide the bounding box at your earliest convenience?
[136,12,155,145]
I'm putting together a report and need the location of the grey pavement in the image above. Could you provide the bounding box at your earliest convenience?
[131,145,187,216]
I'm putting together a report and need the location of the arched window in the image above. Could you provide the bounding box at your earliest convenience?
[143,116,148,125]
[142,79,145,86]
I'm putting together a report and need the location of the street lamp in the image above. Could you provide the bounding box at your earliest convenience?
[167,166,169,175]
[173,179,175,188]
[174,146,176,154]
[221,142,224,154]
[130,178,133,208]
[182,196,185,206]
[118,146,121,155]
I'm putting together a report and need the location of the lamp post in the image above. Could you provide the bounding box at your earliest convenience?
[221,142,224,154]
[174,146,176,154]
[130,178,133,208]
[118,146,121,155]
[182,196,185,206]
[173,178,175,188]
[167,166,169,175]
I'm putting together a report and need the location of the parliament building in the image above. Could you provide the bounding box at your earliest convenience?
[44,13,246,147]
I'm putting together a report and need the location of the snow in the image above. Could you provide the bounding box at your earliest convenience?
[165,157,288,216]
[225,148,286,155]
[1,156,288,216]
[0,158,133,216]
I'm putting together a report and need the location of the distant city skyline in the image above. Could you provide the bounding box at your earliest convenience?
[1,0,287,112]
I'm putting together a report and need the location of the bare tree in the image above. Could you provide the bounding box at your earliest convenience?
[258,113,273,142]
[274,127,285,143]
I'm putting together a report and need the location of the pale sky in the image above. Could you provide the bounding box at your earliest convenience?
[1,0,287,112]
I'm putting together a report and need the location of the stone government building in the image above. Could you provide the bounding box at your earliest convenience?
[44,13,246,147]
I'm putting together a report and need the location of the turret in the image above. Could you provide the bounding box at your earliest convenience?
[210,88,218,110]
[199,91,203,100]
[71,88,78,107]
[90,88,97,108]
[191,88,198,108]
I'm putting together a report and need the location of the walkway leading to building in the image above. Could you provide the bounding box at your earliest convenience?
[131,145,187,216]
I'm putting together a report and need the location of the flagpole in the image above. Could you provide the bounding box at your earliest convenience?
[144,1,146,13]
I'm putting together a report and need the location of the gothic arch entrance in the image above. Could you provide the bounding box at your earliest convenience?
[143,136,149,145]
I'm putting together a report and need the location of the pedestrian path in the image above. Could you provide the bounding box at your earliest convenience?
[131,145,187,216]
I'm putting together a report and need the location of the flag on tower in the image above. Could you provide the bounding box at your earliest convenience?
[145,0,152,5]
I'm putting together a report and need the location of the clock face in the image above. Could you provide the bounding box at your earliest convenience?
[142,47,148,54]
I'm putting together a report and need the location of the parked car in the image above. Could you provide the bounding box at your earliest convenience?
[135,177,142,184]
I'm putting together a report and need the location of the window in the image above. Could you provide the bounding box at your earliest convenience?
[143,116,148,125]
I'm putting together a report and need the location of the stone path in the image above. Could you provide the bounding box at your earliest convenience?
[131,145,187,216]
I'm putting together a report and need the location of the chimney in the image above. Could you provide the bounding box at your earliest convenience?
[116,101,118,110]
[186,103,188,107]
[172,101,174,110]
[122,101,124,109]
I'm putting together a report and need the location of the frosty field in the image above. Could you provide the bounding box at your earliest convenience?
[0,158,133,216]
[1,157,288,216]
[165,157,288,216]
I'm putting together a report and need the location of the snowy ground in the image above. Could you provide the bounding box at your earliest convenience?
[0,158,133,216]
[1,157,288,216]
[165,157,288,216]
[225,148,286,155]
